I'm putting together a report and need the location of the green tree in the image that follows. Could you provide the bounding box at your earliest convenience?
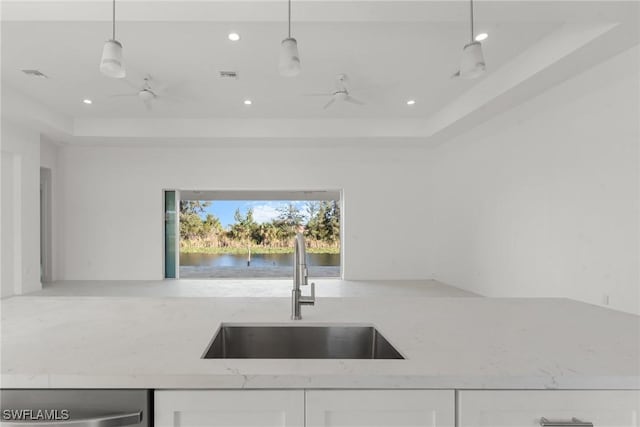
[304,201,322,241]
[202,214,223,236]
[277,203,304,238]
[253,222,279,246]
[180,200,210,215]
[322,200,340,243]
[179,200,221,242]
[180,212,204,240]
[230,208,257,243]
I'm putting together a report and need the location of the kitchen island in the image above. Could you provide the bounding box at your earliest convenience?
[1,288,638,390]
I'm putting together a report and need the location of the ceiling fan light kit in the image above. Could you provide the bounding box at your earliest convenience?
[138,89,155,102]
[279,0,301,77]
[455,0,486,79]
[100,0,125,78]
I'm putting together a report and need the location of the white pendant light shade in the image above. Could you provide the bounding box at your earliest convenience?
[458,41,485,79]
[454,0,486,79]
[100,39,125,78]
[101,0,125,78]
[279,0,301,77]
[279,37,301,77]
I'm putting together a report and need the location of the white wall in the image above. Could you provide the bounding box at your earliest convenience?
[57,143,431,281]
[427,46,640,315]
[0,120,42,296]
[1,152,17,296]
[40,136,59,282]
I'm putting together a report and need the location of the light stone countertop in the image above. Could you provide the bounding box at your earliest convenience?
[1,283,639,390]
[26,279,478,298]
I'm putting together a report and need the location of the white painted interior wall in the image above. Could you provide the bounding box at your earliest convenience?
[57,144,431,281]
[426,46,640,315]
[40,136,60,282]
[1,152,16,297]
[0,121,43,296]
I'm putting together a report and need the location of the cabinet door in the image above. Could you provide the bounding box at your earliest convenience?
[155,390,304,427]
[458,390,640,427]
[305,390,454,427]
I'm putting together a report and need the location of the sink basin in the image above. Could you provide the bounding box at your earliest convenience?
[203,324,404,359]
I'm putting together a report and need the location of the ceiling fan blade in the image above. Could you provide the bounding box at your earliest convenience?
[120,78,142,90]
[153,82,169,95]
[323,98,336,109]
[345,96,364,105]
[159,94,184,103]
[158,80,192,98]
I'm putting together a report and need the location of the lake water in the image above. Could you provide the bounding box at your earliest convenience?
[180,252,340,268]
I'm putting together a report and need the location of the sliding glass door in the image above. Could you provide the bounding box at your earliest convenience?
[164,190,179,278]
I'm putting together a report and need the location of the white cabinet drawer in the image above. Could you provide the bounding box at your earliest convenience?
[155,390,304,427]
[306,390,455,427]
[458,390,640,427]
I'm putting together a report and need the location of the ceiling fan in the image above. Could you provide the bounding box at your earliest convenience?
[111,75,170,111]
[305,74,364,109]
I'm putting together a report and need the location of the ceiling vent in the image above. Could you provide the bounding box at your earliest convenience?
[219,71,238,79]
[21,69,48,78]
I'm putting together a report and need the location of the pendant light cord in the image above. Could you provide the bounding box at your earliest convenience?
[469,0,474,43]
[112,0,116,40]
[288,0,292,38]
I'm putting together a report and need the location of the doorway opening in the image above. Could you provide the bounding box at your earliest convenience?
[40,167,52,283]
[166,190,342,279]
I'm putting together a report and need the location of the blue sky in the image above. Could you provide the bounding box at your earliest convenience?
[203,200,309,229]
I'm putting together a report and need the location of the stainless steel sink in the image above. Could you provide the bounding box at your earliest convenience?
[203,324,404,359]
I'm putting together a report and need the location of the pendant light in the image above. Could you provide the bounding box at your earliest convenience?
[456,0,485,79]
[100,0,125,78]
[279,0,301,77]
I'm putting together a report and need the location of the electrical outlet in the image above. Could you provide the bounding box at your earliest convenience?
[602,294,610,305]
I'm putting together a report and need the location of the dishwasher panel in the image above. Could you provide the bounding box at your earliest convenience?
[0,390,150,427]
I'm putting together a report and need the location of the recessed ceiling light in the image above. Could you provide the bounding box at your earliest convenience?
[406,100,416,105]
[475,33,488,42]
[228,33,240,41]
[83,99,93,105]
[243,99,253,105]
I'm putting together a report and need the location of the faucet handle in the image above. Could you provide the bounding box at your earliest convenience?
[298,282,316,305]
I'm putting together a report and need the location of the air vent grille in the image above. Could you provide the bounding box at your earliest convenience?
[219,71,238,79]
[21,69,48,78]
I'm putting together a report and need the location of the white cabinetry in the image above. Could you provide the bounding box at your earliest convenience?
[458,390,640,427]
[155,389,639,427]
[305,390,455,427]
[154,390,304,427]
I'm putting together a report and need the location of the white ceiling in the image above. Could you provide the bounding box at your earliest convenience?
[1,0,639,143]
[1,21,558,118]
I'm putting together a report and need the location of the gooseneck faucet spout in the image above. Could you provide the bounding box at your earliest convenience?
[292,232,315,320]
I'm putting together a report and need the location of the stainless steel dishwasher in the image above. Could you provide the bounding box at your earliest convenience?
[1,390,150,427]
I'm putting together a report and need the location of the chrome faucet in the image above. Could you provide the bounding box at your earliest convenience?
[292,232,315,320]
